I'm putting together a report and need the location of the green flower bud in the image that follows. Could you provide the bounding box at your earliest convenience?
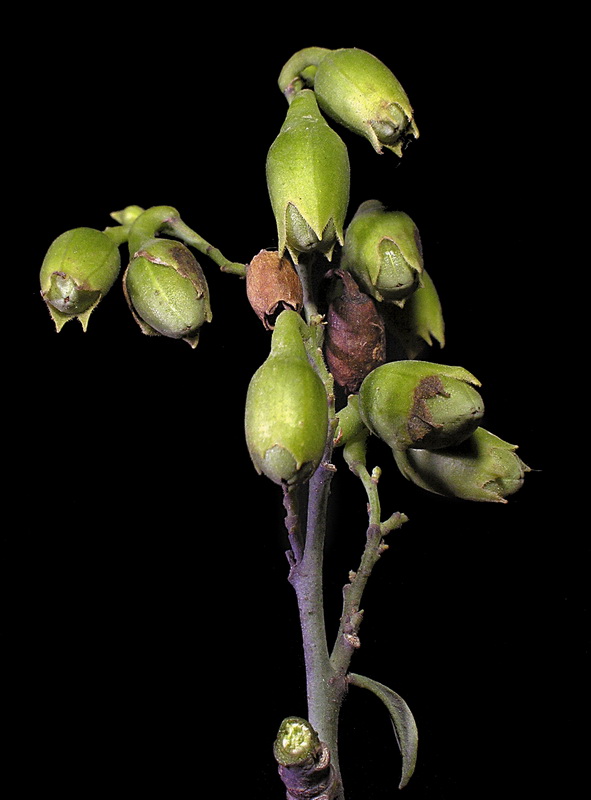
[358,360,485,451]
[245,309,329,486]
[341,200,423,305]
[394,427,530,502]
[123,237,212,348]
[266,89,350,264]
[308,48,419,155]
[40,227,121,331]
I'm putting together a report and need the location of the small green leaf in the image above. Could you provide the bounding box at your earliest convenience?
[349,672,418,789]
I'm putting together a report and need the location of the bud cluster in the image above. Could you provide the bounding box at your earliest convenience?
[39,45,531,800]
[38,48,529,498]
[38,204,244,347]
[357,360,528,502]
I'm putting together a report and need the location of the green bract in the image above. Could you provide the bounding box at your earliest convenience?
[245,309,328,486]
[359,360,485,451]
[394,427,530,502]
[40,227,121,331]
[123,237,212,348]
[266,89,350,264]
[341,200,423,305]
[310,48,419,156]
[386,269,445,359]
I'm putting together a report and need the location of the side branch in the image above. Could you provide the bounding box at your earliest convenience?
[331,514,406,676]
[331,440,408,675]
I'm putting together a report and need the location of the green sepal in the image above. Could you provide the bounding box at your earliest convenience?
[40,227,121,331]
[358,360,484,451]
[245,309,329,486]
[393,426,530,502]
[348,672,418,789]
[385,268,445,359]
[266,89,350,264]
[123,237,212,348]
[342,200,423,305]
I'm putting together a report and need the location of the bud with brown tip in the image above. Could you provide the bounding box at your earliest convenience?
[123,237,212,348]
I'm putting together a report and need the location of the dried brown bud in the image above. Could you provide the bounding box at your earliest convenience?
[325,269,386,394]
[246,250,304,330]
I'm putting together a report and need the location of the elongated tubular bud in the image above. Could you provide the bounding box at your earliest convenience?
[393,427,530,502]
[244,309,329,486]
[266,89,350,264]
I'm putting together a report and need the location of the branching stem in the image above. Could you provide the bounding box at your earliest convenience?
[280,251,407,800]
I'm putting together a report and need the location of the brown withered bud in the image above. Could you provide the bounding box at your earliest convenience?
[325,269,387,394]
[246,249,304,330]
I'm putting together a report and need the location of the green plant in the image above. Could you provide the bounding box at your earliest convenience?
[38,46,530,800]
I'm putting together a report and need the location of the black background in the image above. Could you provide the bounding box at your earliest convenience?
[11,9,583,799]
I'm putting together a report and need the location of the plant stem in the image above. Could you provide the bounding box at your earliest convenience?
[288,459,346,799]
[167,217,246,276]
[283,252,408,799]
[281,253,346,797]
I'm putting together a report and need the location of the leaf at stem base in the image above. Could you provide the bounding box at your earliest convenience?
[348,671,418,789]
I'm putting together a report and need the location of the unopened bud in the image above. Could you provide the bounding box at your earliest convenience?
[306,47,418,155]
[245,309,328,486]
[359,360,485,451]
[324,269,386,394]
[341,200,423,305]
[395,427,530,502]
[123,237,212,347]
[40,227,121,331]
[246,250,303,330]
[266,89,350,264]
